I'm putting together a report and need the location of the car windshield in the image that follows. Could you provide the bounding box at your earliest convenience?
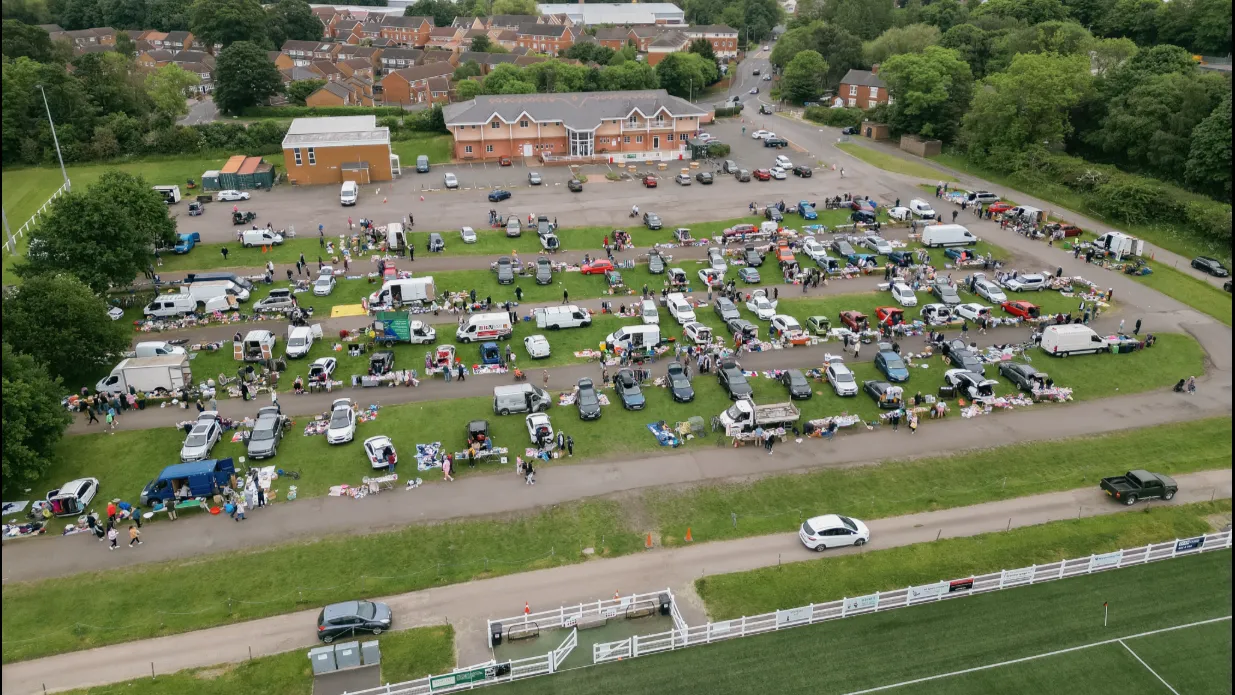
[252,425,275,441]
[578,390,598,406]
[834,370,855,384]
[789,373,807,387]
[356,601,376,619]
[184,433,207,447]
[289,338,305,347]
[329,411,351,428]
[885,355,906,370]
[839,516,858,531]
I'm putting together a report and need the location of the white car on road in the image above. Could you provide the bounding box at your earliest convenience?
[825,361,858,396]
[326,398,357,444]
[524,334,551,359]
[217,189,250,201]
[751,130,775,140]
[802,238,829,262]
[888,206,913,221]
[774,155,793,169]
[799,514,870,551]
[770,167,787,180]
[1004,273,1048,292]
[460,226,477,243]
[956,303,993,322]
[973,279,1006,303]
[891,283,917,307]
[443,173,459,190]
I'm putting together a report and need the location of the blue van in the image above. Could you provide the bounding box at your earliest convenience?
[140,458,236,506]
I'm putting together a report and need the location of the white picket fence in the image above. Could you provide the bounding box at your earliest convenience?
[4,179,70,254]
[344,532,1229,693]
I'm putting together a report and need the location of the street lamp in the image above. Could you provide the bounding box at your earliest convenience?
[37,84,70,192]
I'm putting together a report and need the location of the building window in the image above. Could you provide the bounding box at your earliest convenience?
[307,147,316,165]
[870,86,879,99]
[465,145,473,153]
[486,144,493,153]
[520,119,529,127]
[628,115,637,126]
[848,98,856,107]
[849,84,858,96]
[491,121,500,128]
[293,148,302,165]
[624,136,630,143]
[636,135,643,144]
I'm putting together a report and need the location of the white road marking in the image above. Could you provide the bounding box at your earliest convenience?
[838,616,1231,695]
[1119,639,1181,695]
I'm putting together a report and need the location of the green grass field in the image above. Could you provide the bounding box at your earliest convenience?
[1136,258,1233,327]
[837,142,957,182]
[494,507,1231,695]
[4,417,1227,663]
[54,624,454,695]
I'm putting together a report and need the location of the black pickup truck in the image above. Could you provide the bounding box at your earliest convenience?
[1100,470,1178,506]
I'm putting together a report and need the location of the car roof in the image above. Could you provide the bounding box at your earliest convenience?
[806,513,843,528]
[323,601,362,619]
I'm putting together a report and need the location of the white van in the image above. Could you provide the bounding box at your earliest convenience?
[665,293,696,325]
[605,325,660,351]
[1010,206,1042,225]
[1040,324,1109,357]
[340,180,359,206]
[286,324,322,358]
[909,199,936,218]
[241,229,284,248]
[134,341,187,358]
[180,279,250,303]
[493,384,552,415]
[920,224,978,248]
[386,222,406,251]
[456,312,514,343]
[144,293,198,318]
[236,330,276,361]
[368,277,435,307]
[640,299,659,325]
[535,305,591,330]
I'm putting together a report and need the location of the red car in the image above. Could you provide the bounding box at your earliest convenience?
[988,202,1013,214]
[723,223,758,238]
[498,156,512,166]
[643,175,658,188]
[839,310,869,331]
[581,259,616,275]
[875,306,904,326]
[753,169,772,181]
[1001,300,1041,319]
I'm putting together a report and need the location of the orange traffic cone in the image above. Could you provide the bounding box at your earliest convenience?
[383,197,388,204]
[261,245,268,253]
[685,527,693,542]
[524,601,530,615]
[645,533,653,549]
[614,590,620,600]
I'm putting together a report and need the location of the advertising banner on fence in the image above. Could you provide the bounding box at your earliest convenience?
[949,578,974,593]
[709,620,733,637]
[844,594,879,613]
[430,666,495,692]
[776,606,813,626]
[1001,567,1035,585]
[1176,536,1206,552]
[1089,550,1123,570]
[909,582,945,601]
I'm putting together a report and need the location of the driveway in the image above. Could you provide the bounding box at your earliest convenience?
[177,95,217,126]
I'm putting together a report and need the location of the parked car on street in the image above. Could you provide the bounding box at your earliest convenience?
[643,212,662,230]
[974,279,1006,303]
[443,173,458,189]
[567,178,584,192]
[488,189,512,202]
[799,514,869,551]
[527,172,542,185]
[825,361,858,396]
[1004,273,1048,292]
[1191,257,1229,277]
[675,173,692,186]
[317,600,392,643]
[696,171,714,184]
[217,190,250,201]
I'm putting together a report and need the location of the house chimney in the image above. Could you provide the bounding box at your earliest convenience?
[870,63,879,75]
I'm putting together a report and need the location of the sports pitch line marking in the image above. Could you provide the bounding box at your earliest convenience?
[1119,640,1181,695]
[839,615,1232,695]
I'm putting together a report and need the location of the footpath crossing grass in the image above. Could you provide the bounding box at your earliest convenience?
[3,418,1228,664]
[493,505,1232,695]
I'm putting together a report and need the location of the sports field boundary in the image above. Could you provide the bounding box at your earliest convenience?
[341,530,1232,695]
[838,616,1231,694]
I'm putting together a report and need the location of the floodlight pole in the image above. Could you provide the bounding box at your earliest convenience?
[38,84,71,191]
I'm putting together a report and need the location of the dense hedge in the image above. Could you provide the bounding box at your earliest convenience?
[804,106,867,129]
[714,105,744,117]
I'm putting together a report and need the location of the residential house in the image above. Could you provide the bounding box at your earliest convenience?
[491,29,519,50]
[452,16,487,31]
[443,89,708,161]
[535,3,685,26]
[179,62,214,92]
[628,25,668,51]
[163,31,193,51]
[645,31,689,66]
[172,50,214,68]
[837,68,890,109]
[593,26,631,50]
[426,76,452,104]
[311,61,345,82]
[137,30,168,48]
[281,115,393,185]
[336,44,382,69]
[281,40,340,66]
[74,43,115,56]
[429,27,464,50]
[281,65,321,87]
[64,27,116,47]
[305,78,375,107]
[421,49,456,65]
[379,62,456,105]
[338,58,376,81]
[137,49,174,69]
[380,15,433,47]
[683,25,738,60]
[456,51,519,73]
[379,47,424,74]
[515,23,572,55]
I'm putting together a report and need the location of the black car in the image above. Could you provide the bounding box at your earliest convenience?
[1191,256,1229,277]
[713,297,740,321]
[764,137,788,148]
[666,361,694,402]
[727,318,758,340]
[841,126,858,135]
[792,165,812,178]
[567,178,584,192]
[648,250,665,274]
[496,256,514,285]
[535,257,553,285]
[466,419,491,445]
[488,189,512,202]
[832,239,856,256]
[744,246,764,267]
[941,339,986,375]
[765,205,783,222]
[317,600,393,643]
[863,380,903,409]
[696,171,714,184]
[614,369,646,410]
[369,350,395,376]
[779,369,813,400]
[643,212,662,230]
[576,378,602,420]
[887,250,914,267]
[717,359,753,400]
[851,210,876,224]
[999,362,1047,392]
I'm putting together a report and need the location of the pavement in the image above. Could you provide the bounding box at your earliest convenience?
[177,95,217,126]
[4,468,1229,695]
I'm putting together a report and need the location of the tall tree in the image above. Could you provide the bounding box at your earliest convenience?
[18,170,176,293]
[145,63,199,117]
[2,19,57,61]
[482,63,536,94]
[563,42,615,65]
[267,0,324,48]
[286,78,325,105]
[72,50,149,116]
[470,34,493,53]
[1,342,74,492]
[940,23,993,78]
[781,49,828,103]
[962,52,1092,162]
[973,0,1069,24]
[1096,0,1160,46]
[190,0,268,49]
[213,40,282,114]
[864,23,940,64]
[881,45,973,140]
[819,0,893,40]
[147,0,192,31]
[1062,0,1115,27]
[920,0,969,32]
[1187,0,1232,56]
[595,59,658,91]
[688,37,716,64]
[113,30,136,56]
[654,52,716,99]
[1088,37,1138,75]
[489,0,536,14]
[455,78,482,101]
[771,21,864,89]
[1185,94,1232,199]
[406,0,458,27]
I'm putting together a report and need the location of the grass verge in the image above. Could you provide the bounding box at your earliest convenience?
[57,624,454,695]
[493,506,1231,695]
[4,416,1227,663]
[837,142,957,182]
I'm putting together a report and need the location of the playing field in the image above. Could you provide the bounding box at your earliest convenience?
[491,549,1232,694]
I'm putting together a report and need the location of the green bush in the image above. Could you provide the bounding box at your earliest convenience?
[706,142,731,157]
[804,106,866,129]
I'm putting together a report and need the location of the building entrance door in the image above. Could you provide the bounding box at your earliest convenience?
[653,136,660,149]
[569,130,594,157]
[523,144,533,157]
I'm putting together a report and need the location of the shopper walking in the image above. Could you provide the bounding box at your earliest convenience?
[86,407,99,425]
[566,435,574,457]
[562,289,569,305]
[443,456,455,482]
[107,526,119,550]
[890,410,901,431]
[234,498,246,521]
[1134,318,1142,336]
[128,525,142,547]
[908,413,919,434]
[542,370,550,389]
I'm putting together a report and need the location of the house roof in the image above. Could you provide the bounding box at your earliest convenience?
[172,50,212,65]
[282,115,390,148]
[382,15,431,28]
[517,23,568,37]
[143,49,175,62]
[381,48,423,63]
[444,90,708,131]
[317,82,354,100]
[268,50,282,62]
[313,61,344,77]
[179,61,212,76]
[840,69,886,89]
[75,43,114,54]
[592,27,631,41]
[421,50,454,63]
[164,30,191,43]
[431,27,461,37]
[494,29,518,41]
[536,3,684,25]
[458,51,518,66]
[282,39,335,53]
[384,62,455,84]
[630,25,667,39]
[685,24,738,35]
[427,76,451,92]
[341,58,373,70]
[488,14,535,28]
[649,31,689,49]
[282,66,321,82]
[38,23,64,32]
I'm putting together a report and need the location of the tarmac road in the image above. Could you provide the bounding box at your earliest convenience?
[3,468,1228,695]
